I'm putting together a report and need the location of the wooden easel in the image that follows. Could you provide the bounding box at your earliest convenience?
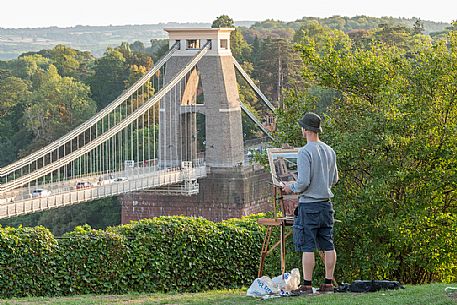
[257,179,340,286]
[257,185,296,278]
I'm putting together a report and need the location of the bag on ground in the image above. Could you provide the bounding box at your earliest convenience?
[247,268,300,297]
[336,280,404,293]
[247,276,279,296]
[271,268,300,292]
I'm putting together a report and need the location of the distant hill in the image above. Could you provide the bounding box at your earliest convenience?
[0,17,450,60]
[0,21,257,60]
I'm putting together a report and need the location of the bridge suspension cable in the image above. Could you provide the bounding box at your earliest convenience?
[239,101,274,140]
[0,41,180,177]
[234,58,275,141]
[233,59,276,112]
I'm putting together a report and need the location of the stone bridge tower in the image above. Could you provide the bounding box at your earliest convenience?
[159,28,244,168]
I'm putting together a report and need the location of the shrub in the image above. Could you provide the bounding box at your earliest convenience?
[57,224,130,295]
[3,210,453,298]
[0,225,59,297]
[110,215,273,292]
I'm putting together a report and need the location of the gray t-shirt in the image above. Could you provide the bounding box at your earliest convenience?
[290,141,338,203]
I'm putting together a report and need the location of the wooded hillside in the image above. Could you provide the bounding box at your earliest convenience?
[0,17,450,59]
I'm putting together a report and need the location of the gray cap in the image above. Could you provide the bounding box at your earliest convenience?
[298,112,322,133]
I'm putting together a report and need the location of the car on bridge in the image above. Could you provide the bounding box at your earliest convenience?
[114,176,128,182]
[31,189,51,198]
[75,181,93,190]
[98,175,114,186]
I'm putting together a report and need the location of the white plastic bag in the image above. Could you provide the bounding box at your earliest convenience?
[246,276,279,297]
[247,268,301,297]
[271,268,300,292]
[285,268,300,291]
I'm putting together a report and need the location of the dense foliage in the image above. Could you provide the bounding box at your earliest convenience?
[0,215,288,298]
[275,23,457,284]
[1,211,455,299]
[248,16,450,34]
[0,226,59,297]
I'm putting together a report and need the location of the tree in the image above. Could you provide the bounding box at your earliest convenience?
[211,15,251,63]
[13,54,50,87]
[375,23,414,49]
[19,45,95,82]
[25,65,96,145]
[413,19,425,35]
[0,76,29,118]
[41,44,81,78]
[276,27,457,283]
[146,39,169,60]
[230,29,252,63]
[448,20,457,31]
[130,41,145,53]
[236,62,263,139]
[0,76,31,165]
[211,15,234,28]
[0,69,12,81]
[90,48,127,110]
[90,42,154,110]
[252,37,303,105]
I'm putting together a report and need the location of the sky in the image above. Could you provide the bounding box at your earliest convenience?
[0,0,455,28]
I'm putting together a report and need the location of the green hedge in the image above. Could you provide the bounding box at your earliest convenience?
[0,214,290,298]
[109,215,280,292]
[3,212,454,298]
[57,225,130,295]
[0,226,59,297]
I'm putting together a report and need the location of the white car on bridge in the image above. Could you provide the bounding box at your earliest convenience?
[31,189,51,198]
[75,181,94,190]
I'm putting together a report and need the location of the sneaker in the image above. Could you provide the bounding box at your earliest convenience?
[291,285,313,296]
[318,283,335,294]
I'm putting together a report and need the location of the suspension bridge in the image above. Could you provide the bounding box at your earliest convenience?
[0,28,275,220]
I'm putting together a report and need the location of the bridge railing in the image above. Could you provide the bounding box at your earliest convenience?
[0,164,207,219]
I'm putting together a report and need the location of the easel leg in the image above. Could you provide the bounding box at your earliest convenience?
[281,223,286,278]
[258,226,273,278]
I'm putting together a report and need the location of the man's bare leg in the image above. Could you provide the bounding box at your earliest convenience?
[302,252,315,282]
[324,250,336,280]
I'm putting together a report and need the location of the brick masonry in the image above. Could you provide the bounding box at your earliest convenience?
[120,165,273,223]
[159,55,245,168]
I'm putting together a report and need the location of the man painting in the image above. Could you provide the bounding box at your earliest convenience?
[282,112,339,295]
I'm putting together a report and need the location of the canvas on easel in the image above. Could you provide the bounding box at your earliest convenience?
[267,148,299,219]
[267,148,299,187]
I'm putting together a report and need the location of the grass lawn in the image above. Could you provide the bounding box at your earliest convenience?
[0,283,456,305]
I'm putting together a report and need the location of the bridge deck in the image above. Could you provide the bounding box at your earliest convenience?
[0,166,206,219]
